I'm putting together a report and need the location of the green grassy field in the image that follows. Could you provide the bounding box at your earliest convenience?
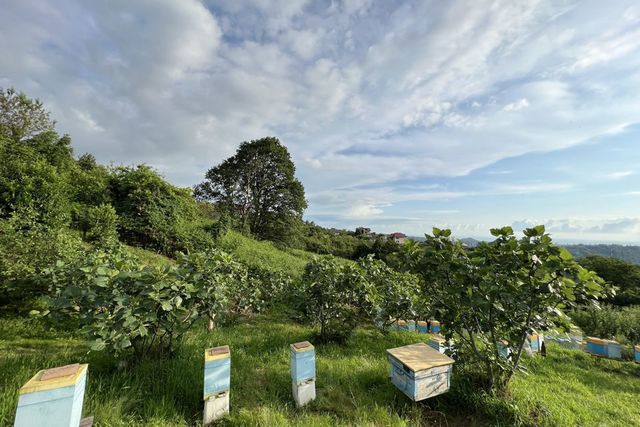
[1,314,639,427]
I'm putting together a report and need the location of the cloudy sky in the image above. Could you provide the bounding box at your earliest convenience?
[2,0,639,243]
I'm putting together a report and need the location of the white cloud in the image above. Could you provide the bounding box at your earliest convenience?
[607,171,634,179]
[503,98,530,111]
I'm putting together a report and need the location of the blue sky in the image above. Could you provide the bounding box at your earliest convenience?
[1,0,639,242]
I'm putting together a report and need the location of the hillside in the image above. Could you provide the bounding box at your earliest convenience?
[564,244,640,265]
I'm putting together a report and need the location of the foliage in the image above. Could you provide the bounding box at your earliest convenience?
[0,215,84,312]
[195,137,307,244]
[0,87,54,142]
[578,255,640,306]
[45,248,202,357]
[0,134,72,228]
[109,165,214,255]
[301,256,374,343]
[404,225,607,391]
[77,203,119,246]
[570,305,640,345]
[566,244,640,265]
[357,255,423,329]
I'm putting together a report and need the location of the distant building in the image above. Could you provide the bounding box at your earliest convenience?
[388,232,407,244]
[355,227,371,236]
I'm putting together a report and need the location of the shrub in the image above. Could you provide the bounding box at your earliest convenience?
[78,203,118,246]
[45,248,202,357]
[570,305,640,345]
[357,255,422,329]
[0,215,84,312]
[301,256,374,343]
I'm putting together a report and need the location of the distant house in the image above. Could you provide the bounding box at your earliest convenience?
[355,227,371,236]
[388,232,407,244]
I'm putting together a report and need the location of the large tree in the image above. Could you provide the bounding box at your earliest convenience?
[195,137,307,242]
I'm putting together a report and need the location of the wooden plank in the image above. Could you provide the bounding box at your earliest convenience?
[40,364,80,381]
[80,416,94,427]
[387,343,454,372]
[293,341,312,350]
[208,346,230,356]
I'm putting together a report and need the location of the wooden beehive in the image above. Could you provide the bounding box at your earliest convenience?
[290,341,316,407]
[396,319,409,332]
[528,332,544,353]
[407,320,416,332]
[387,343,454,402]
[497,341,511,359]
[417,321,429,334]
[203,346,231,424]
[585,337,621,359]
[427,334,448,354]
[429,320,441,333]
[15,364,88,427]
[635,345,640,363]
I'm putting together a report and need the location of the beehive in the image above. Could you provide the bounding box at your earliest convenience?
[585,337,621,359]
[407,320,416,332]
[387,343,454,401]
[497,341,511,359]
[528,333,544,353]
[429,320,441,333]
[15,363,88,427]
[417,321,429,334]
[290,341,316,407]
[427,334,448,354]
[635,345,640,363]
[203,346,230,424]
[397,320,409,332]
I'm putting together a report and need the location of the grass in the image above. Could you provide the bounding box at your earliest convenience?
[217,231,318,278]
[2,314,639,427]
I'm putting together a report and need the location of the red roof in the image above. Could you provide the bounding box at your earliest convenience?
[389,232,406,238]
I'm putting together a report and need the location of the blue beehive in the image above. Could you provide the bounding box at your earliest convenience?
[428,334,448,354]
[387,343,454,401]
[497,341,511,359]
[606,340,622,359]
[407,320,416,332]
[528,333,544,354]
[429,320,441,333]
[15,363,88,427]
[397,320,409,332]
[417,321,429,334]
[204,346,231,399]
[290,341,315,384]
[635,345,640,363]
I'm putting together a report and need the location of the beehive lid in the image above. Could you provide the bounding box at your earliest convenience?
[20,364,87,394]
[290,341,314,352]
[417,321,428,326]
[430,320,440,326]
[587,337,607,345]
[396,320,407,326]
[634,345,640,351]
[205,345,230,362]
[387,343,454,372]
[429,334,446,343]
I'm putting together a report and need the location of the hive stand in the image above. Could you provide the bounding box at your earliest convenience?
[203,345,231,425]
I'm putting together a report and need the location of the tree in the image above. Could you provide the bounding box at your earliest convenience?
[0,88,54,142]
[405,226,607,391]
[578,256,640,306]
[195,137,307,243]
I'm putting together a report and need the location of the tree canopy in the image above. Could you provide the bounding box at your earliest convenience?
[195,137,307,242]
[0,87,54,142]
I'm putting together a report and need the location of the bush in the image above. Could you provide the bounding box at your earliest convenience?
[357,255,422,329]
[0,215,84,312]
[45,247,202,357]
[301,256,374,343]
[570,305,640,345]
[78,203,118,246]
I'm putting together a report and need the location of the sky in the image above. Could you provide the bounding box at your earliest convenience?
[1,0,639,243]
